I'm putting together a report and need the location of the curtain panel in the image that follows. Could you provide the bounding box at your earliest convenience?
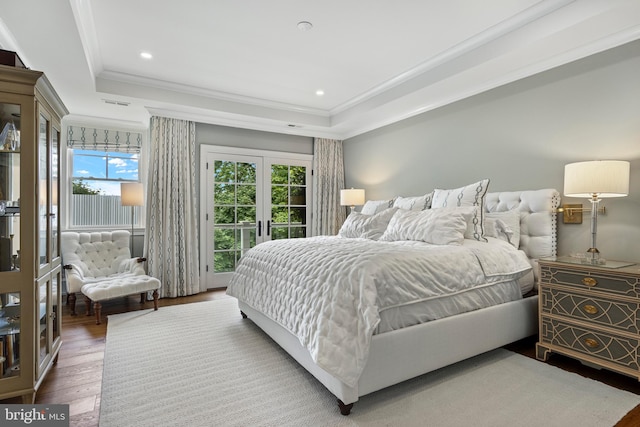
[145,117,202,297]
[311,138,347,236]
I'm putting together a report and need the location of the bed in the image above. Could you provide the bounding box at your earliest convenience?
[226,187,560,415]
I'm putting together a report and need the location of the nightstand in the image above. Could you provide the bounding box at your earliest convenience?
[536,257,640,380]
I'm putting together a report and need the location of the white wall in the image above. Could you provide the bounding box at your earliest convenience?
[343,40,640,262]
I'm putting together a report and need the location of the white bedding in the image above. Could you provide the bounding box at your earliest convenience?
[226,235,532,387]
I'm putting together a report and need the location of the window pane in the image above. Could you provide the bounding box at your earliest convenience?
[290,227,306,239]
[214,183,235,205]
[237,206,256,223]
[214,228,235,250]
[215,206,235,224]
[73,153,106,179]
[271,227,288,240]
[107,154,138,181]
[237,227,255,254]
[214,251,235,273]
[271,206,288,224]
[214,160,235,183]
[237,162,256,183]
[290,186,305,205]
[290,166,306,185]
[271,185,288,205]
[271,165,288,184]
[236,184,256,205]
[70,144,143,228]
[290,207,306,225]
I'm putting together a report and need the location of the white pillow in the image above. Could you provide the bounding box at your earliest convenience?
[393,192,433,211]
[432,179,490,242]
[338,208,398,240]
[379,208,467,245]
[485,209,521,248]
[361,199,394,215]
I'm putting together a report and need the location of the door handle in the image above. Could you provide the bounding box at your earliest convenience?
[267,220,271,236]
[258,220,262,237]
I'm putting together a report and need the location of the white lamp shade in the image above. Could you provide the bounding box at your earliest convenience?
[564,160,630,198]
[121,182,144,206]
[340,188,365,206]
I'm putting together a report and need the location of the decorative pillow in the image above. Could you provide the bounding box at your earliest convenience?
[379,208,467,245]
[338,208,398,240]
[485,209,521,248]
[393,192,433,211]
[361,198,395,215]
[432,179,490,242]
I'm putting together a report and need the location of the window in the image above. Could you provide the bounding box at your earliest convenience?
[67,126,144,228]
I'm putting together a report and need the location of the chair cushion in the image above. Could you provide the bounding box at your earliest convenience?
[81,275,161,302]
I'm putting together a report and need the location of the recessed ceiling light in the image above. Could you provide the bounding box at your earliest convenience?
[316,89,324,96]
[297,21,313,31]
[140,52,153,60]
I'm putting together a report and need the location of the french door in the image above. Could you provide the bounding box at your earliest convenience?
[200,146,312,288]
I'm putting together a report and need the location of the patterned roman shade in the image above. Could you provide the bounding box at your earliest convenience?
[67,125,143,152]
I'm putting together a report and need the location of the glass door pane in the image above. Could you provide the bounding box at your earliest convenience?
[267,161,311,240]
[0,103,21,272]
[36,276,49,374]
[50,128,59,260]
[38,114,49,268]
[0,292,21,379]
[52,269,60,345]
[208,154,262,285]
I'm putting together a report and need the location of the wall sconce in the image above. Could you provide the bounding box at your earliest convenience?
[557,204,606,224]
[340,188,365,213]
[563,160,630,264]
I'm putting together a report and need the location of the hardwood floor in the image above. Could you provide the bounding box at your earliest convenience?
[2,290,639,426]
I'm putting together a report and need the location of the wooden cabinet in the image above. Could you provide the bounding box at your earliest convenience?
[0,64,67,402]
[536,257,640,380]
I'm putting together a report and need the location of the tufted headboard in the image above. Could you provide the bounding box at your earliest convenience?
[484,189,561,261]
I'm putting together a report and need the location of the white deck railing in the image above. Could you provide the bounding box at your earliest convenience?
[71,194,142,226]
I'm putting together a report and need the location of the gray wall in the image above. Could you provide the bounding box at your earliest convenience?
[196,123,313,154]
[343,40,640,262]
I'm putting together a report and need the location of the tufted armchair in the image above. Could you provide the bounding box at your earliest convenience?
[61,230,146,316]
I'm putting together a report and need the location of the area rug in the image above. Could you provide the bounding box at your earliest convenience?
[100,298,640,427]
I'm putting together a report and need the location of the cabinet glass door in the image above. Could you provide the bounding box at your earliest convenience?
[0,292,21,379]
[38,113,49,270]
[36,276,49,374]
[0,103,20,272]
[50,127,60,262]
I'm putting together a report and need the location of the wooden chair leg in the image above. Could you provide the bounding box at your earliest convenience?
[94,301,102,325]
[153,289,159,311]
[68,292,77,316]
[84,296,92,316]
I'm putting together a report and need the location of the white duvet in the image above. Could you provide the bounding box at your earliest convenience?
[226,236,532,387]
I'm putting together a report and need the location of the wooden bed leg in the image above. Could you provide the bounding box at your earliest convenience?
[337,399,353,416]
[240,311,247,319]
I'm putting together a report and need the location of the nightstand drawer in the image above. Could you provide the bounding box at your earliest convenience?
[540,287,639,334]
[540,317,639,371]
[540,264,639,298]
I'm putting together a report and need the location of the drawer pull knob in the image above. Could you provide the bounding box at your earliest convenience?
[584,338,600,349]
[582,277,597,287]
[583,305,598,315]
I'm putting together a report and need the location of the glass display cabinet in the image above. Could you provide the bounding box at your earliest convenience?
[0,62,67,403]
